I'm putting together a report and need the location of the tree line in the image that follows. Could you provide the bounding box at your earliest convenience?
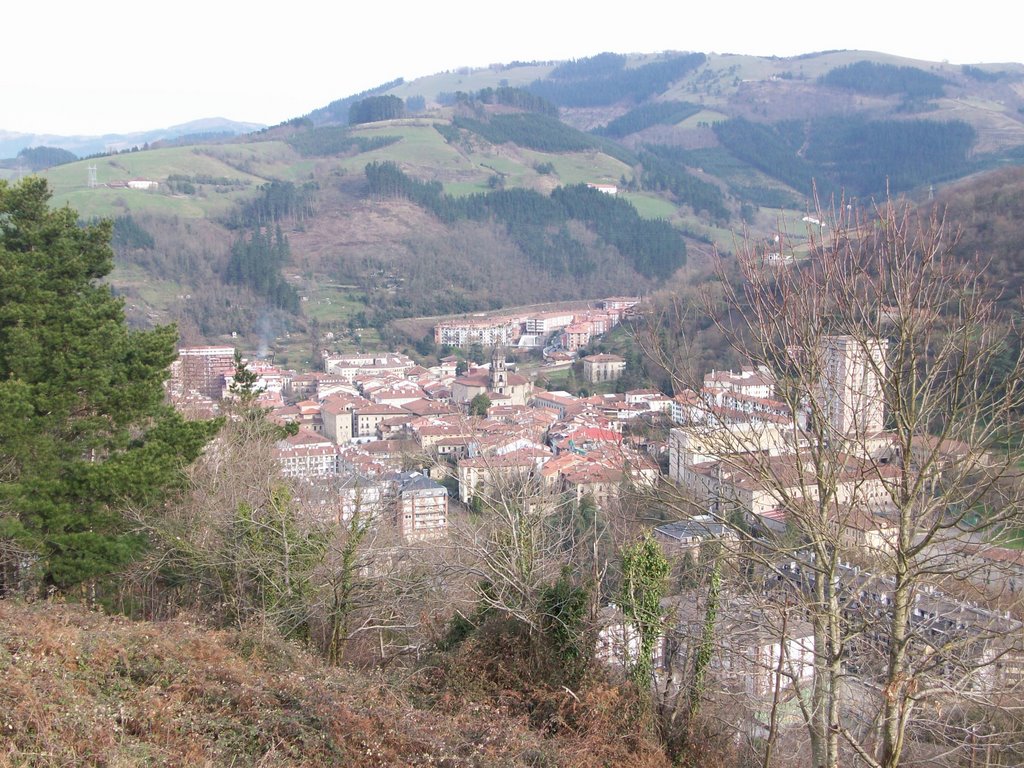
[286,126,401,157]
[438,86,559,116]
[228,179,318,229]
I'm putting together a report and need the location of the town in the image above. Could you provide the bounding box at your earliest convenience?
[166,287,1024,756]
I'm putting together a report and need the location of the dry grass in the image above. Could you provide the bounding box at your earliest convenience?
[0,601,668,767]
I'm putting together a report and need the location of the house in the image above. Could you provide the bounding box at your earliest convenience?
[560,323,591,352]
[654,516,739,557]
[582,353,626,383]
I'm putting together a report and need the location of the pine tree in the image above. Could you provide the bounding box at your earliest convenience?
[0,178,218,594]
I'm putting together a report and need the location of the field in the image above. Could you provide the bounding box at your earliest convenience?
[623,193,678,220]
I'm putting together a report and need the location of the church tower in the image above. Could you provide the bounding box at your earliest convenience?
[490,347,508,394]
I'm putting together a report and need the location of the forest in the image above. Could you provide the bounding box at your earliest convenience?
[224,224,301,313]
[348,94,407,125]
[713,115,977,199]
[637,145,731,223]
[452,113,600,153]
[818,60,948,98]
[364,160,686,280]
[527,51,707,107]
[595,100,702,139]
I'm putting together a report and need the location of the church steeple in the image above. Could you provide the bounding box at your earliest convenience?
[490,346,508,393]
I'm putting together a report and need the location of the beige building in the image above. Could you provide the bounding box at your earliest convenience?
[582,353,626,383]
[176,345,235,400]
[322,394,367,443]
[451,350,533,408]
[392,471,448,541]
[457,448,551,504]
[274,429,338,478]
[819,335,887,440]
[353,403,408,438]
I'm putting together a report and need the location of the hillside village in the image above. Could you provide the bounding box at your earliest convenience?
[167,297,659,542]
[166,288,1024,743]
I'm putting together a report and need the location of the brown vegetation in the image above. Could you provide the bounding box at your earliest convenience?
[0,600,669,767]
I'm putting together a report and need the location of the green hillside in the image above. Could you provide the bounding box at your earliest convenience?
[28,48,1024,356]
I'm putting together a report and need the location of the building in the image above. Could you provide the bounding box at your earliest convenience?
[703,366,775,399]
[661,594,815,701]
[678,451,900,533]
[451,350,533,408]
[457,448,551,504]
[392,471,448,541]
[599,297,640,312]
[322,352,416,382]
[582,354,626,383]
[818,335,887,440]
[560,323,591,352]
[353,403,408,438]
[274,429,338,479]
[524,311,576,336]
[654,516,738,557]
[177,345,235,400]
[322,394,368,443]
[434,317,520,348]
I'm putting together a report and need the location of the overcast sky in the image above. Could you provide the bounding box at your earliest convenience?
[3,1,1020,136]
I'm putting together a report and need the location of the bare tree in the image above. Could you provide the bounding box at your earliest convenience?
[448,461,577,634]
[641,197,1024,767]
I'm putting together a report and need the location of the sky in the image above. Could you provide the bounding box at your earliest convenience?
[3,1,1021,137]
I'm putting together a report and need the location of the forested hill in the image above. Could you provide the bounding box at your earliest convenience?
[29,48,1024,361]
[935,165,1024,305]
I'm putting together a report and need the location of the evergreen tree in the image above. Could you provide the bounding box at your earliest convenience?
[468,393,491,416]
[0,178,218,593]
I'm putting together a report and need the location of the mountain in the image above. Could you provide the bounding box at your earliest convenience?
[25,49,1024,364]
[0,117,265,160]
